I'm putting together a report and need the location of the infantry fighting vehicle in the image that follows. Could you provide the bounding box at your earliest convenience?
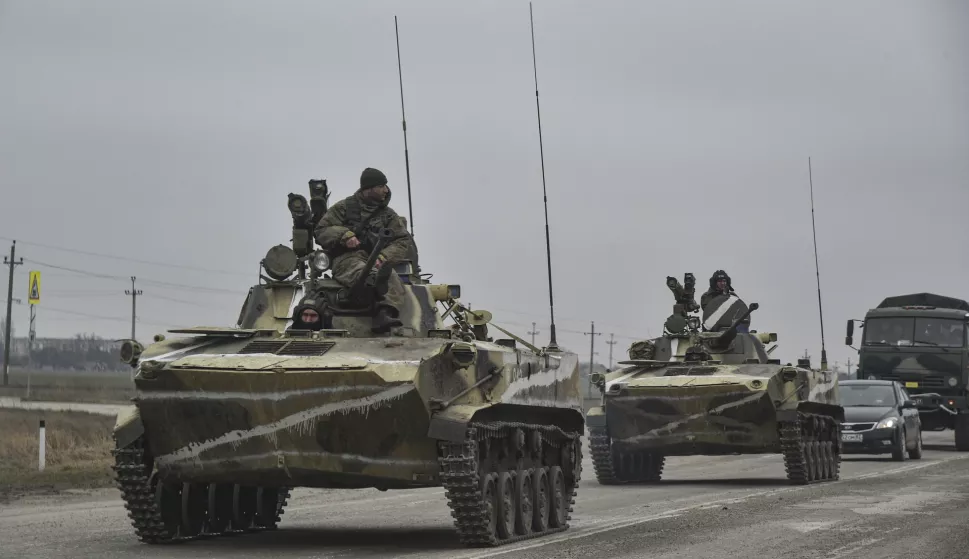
[586,273,844,485]
[112,179,585,547]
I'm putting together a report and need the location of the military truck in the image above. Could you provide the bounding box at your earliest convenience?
[586,273,844,485]
[111,179,585,547]
[846,292,969,450]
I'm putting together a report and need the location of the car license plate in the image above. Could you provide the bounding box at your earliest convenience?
[905,381,919,388]
[842,433,863,442]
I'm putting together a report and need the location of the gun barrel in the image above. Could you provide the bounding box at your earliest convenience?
[349,228,395,292]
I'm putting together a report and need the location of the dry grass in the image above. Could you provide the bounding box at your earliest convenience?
[0,409,116,501]
[0,369,135,404]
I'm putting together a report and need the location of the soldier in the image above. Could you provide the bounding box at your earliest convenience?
[290,295,327,331]
[700,270,749,332]
[700,269,735,310]
[314,167,414,333]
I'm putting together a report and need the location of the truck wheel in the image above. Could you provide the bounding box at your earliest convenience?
[955,414,969,452]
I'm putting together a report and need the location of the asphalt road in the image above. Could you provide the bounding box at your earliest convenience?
[1,431,966,559]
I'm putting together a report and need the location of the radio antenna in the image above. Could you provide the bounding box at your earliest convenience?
[808,156,828,371]
[529,2,558,351]
[394,15,415,237]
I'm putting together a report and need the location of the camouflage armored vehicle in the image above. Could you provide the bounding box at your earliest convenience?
[111,179,584,547]
[586,273,844,485]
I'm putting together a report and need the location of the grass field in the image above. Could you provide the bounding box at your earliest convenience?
[0,368,134,404]
[0,409,116,501]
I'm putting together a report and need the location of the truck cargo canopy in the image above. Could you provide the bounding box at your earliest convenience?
[877,293,969,311]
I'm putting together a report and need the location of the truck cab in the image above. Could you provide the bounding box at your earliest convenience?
[846,292,969,450]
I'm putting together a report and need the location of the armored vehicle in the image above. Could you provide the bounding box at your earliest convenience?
[586,273,844,485]
[111,179,584,547]
[846,292,969,450]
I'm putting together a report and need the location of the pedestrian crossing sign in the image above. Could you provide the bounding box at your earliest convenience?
[28,270,40,305]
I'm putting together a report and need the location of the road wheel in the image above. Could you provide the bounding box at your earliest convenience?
[891,429,907,461]
[908,427,923,459]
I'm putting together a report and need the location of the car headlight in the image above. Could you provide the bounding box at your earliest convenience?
[866,374,877,380]
[876,417,898,429]
[948,376,958,387]
[311,252,331,272]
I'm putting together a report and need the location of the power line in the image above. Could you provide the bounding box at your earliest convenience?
[25,258,243,295]
[0,235,251,277]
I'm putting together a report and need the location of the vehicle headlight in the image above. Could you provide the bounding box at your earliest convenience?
[311,252,331,272]
[948,376,958,387]
[866,374,877,380]
[876,417,898,429]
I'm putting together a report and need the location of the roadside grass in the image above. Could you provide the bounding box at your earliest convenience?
[0,409,116,502]
[0,369,134,404]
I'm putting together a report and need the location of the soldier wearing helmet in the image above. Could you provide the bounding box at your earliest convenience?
[700,270,750,333]
[701,270,735,310]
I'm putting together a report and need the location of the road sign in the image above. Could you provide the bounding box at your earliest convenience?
[28,270,40,305]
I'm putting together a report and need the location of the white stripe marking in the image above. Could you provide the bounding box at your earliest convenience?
[703,294,740,331]
[156,384,414,465]
[136,384,386,402]
[283,284,306,330]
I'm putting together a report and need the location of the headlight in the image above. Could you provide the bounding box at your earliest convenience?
[311,252,331,272]
[866,374,877,380]
[948,376,958,387]
[876,417,898,429]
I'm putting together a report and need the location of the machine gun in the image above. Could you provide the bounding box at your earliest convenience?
[345,227,395,301]
[664,273,701,334]
[288,179,331,258]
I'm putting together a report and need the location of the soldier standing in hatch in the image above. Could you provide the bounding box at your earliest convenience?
[700,270,749,332]
[314,167,414,333]
[701,270,735,309]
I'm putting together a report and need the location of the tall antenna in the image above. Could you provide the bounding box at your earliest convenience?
[808,156,828,371]
[529,2,558,350]
[394,15,415,237]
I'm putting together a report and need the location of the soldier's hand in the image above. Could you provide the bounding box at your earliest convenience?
[345,236,361,249]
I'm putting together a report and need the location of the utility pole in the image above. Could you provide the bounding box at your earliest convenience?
[125,276,143,340]
[584,321,601,397]
[3,240,23,386]
[606,333,617,370]
[527,322,540,346]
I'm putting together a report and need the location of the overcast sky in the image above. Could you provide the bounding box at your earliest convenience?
[1,0,967,370]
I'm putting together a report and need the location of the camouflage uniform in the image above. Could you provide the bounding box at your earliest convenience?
[314,167,416,332]
[700,270,750,332]
[700,269,735,310]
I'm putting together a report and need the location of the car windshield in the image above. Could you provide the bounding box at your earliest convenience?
[841,384,897,407]
[863,317,966,348]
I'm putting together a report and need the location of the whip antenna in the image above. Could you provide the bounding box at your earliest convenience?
[809,156,828,371]
[529,2,558,350]
[395,15,415,237]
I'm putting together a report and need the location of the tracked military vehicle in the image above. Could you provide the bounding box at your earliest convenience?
[586,273,844,485]
[111,179,584,547]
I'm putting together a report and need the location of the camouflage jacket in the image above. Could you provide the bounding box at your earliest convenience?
[701,288,734,310]
[314,191,414,263]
